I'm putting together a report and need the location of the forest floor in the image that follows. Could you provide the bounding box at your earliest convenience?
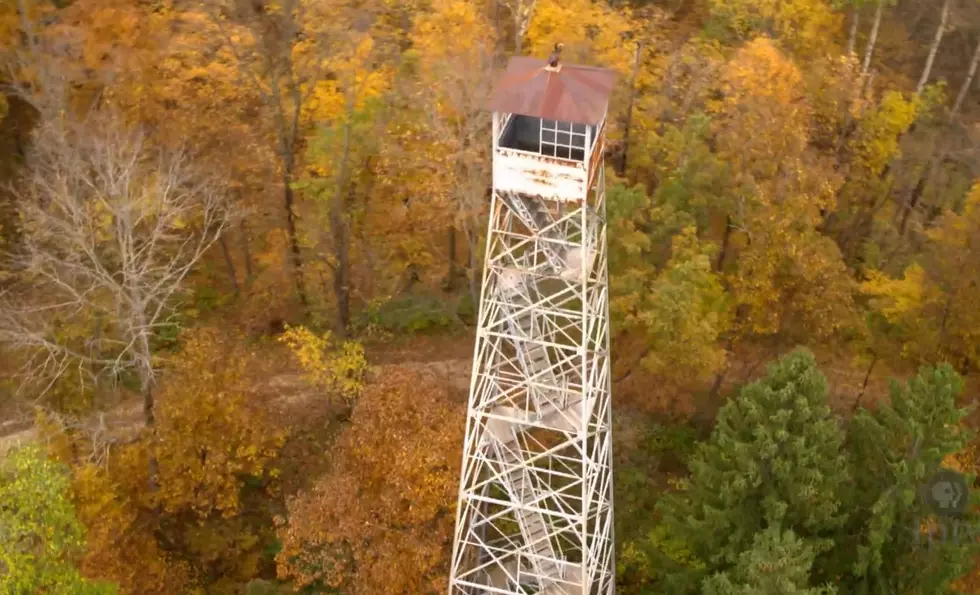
[0,329,935,459]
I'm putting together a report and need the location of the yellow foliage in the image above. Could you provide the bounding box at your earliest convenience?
[709,0,843,57]
[279,324,368,407]
[153,328,286,518]
[525,0,635,78]
[712,37,811,184]
[303,34,391,127]
[72,448,192,595]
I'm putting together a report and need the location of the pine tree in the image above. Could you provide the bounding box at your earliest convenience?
[702,527,837,595]
[655,348,850,593]
[829,364,977,594]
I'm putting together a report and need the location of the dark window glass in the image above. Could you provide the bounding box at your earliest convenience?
[556,121,571,132]
[572,123,586,134]
[556,145,571,159]
[542,130,556,143]
[571,134,585,148]
[542,119,556,130]
[571,148,585,162]
[557,132,571,146]
[541,143,556,157]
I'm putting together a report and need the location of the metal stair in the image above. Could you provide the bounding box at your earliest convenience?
[501,194,566,274]
[475,194,598,593]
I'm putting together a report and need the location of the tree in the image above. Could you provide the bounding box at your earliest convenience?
[706,0,843,57]
[0,112,230,425]
[152,327,286,518]
[201,0,344,309]
[711,39,855,345]
[861,181,980,372]
[834,364,977,593]
[406,0,496,299]
[45,327,288,594]
[0,443,116,594]
[916,0,952,95]
[702,528,837,595]
[275,365,464,592]
[608,179,731,397]
[296,29,391,332]
[278,323,367,414]
[654,349,850,593]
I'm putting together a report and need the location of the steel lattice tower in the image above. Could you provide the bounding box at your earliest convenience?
[449,52,617,595]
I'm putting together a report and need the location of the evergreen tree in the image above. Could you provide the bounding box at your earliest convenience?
[702,527,837,595]
[830,364,977,594]
[655,348,850,593]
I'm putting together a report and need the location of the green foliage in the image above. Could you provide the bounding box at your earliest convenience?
[655,349,849,593]
[355,293,459,335]
[608,182,732,385]
[835,364,977,594]
[0,444,116,595]
[643,355,979,593]
[615,422,721,589]
[702,527,837,595]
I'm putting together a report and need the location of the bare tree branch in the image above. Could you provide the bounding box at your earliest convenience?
[0,111,231,423]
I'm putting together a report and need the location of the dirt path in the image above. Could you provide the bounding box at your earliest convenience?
[0,355,474,458]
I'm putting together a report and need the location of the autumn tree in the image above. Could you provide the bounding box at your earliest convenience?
[42,327,287,594]
[275,365,464,593]
[711,38,855,348]
[706,0,843,58]
[296,26,391,331]
[0,112,230,424]
[608,182,731,397]
[201,0,345,309]
[404,0,496,299]
[0,443,116,594]
[861,180,980,372]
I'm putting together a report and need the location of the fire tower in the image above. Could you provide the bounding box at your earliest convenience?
[448,49,617,594]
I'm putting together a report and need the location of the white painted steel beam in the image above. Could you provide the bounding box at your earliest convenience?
[450,117,614,594]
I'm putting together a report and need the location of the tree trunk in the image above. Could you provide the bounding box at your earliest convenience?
[847,9,860,57]
[219,233,240,295]
[138,334,155,428]
[465,223,480,308]
[953,35,980,116]
[860,0,884,86]
[282,170,308,308]
[916,0,951,95]
[715,214,732,272]
[240,219,254,287]
[618,41,643,177]
[330,112,355,337]
[330,186,352,337]
[897,36,980,236]
[898,158,933,236]
[445,225,460,292]
[854,354,877,412]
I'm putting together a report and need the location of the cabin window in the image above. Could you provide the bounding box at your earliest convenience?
[499,114,594,162]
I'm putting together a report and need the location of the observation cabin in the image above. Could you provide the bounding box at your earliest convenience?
[487,47,617,204]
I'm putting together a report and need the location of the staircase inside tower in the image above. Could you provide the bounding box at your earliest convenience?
[474,191,597,593]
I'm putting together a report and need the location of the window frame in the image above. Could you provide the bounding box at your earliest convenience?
[539,119,587,161]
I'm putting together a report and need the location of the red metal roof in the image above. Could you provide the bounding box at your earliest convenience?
[486,56,617,126]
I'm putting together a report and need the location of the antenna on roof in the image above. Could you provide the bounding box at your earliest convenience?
[546,42,564,70]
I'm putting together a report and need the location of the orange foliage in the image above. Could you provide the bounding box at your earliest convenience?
[153,327,286,518]
[275,366,464,593]
[38,328,286,594]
